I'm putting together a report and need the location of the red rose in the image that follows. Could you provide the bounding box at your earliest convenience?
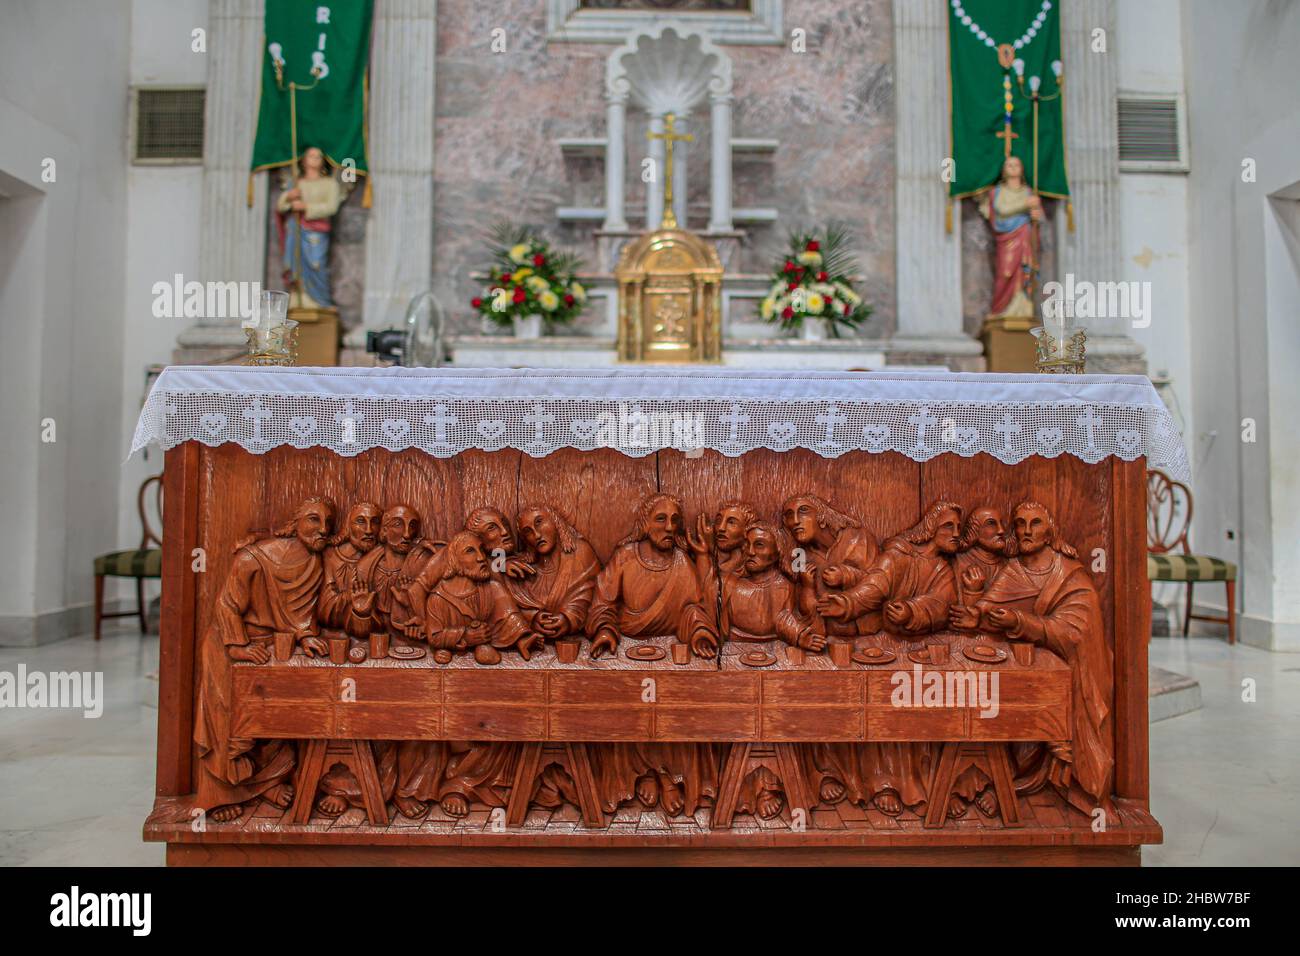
[501,272,512,283]
[564,294,575,306]
[781,306,794,319]
[471,297,483,308]
[843,302,852,315]
[806,240,820,252]
[533,254,546,267]
[817,271,829,281]
[787,281,800,291]
[512,287,526,304]
[783,260,796,273]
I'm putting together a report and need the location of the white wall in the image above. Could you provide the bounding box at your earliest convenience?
[0,1,132,643]
[116,0,208,601]
[1183,0,1300,649]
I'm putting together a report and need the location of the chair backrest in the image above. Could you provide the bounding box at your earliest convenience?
[138,474,163,550]
[1146,469,1191,555]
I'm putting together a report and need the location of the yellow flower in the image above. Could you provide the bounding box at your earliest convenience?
[539,290,560,311]
[511,266,533,281]
[509,244,530,264]
[797,250,823,267]
[806,292,826,315]
[569,281,587,302]
[760,296,776,320]
[526,275,549,295]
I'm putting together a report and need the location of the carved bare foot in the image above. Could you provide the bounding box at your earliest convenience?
[394,795,428,819]
[974,788,999,818]
[209,803,245,823]
[440,793,470,818]
[756,790,785,820]
[820,778,846,804]
[635,774,660,808]
[873,789,903,816]
[317,794,348,817]
[264,783,295,809]
[948,795,968,819]
[659,777,685,816]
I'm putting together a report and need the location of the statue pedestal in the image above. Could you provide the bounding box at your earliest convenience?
[288,307,341,367]
[980,315,1038,373]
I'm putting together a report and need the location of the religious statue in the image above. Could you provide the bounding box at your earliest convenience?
[317,501,381,639]
[353,504,425,647]
[194,497,335,822]
[586,493,719,660]
[780,493,879,643]
[707,500,759,575]
[507,504,601,641]
[717,522,820,649]
[466,506,536,580]
[951,501,1114,814]
[277,146,346,310]
[978,154,1044,320]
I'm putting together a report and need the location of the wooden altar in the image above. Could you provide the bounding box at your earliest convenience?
[140,374,1165,864]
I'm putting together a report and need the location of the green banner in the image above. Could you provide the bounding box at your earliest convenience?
[251,0,372,179]
[948,0,1069,199]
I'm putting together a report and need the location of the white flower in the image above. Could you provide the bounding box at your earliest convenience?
[797,250,823,267]
[509,243,530,264]
[770,280,787,297]
[569,281,587,302]
[806,292,826,315]
[760,296,776,320]
[835,282,861,305]
[526,275,549,295]
[539,290,560,311]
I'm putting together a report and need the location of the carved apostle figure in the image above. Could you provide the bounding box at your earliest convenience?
[467,506,535,580]
[587,493,719,660]
[352,504,423,640]
[194,497,335,822]
[718,522,820,649]
[394,738,521,820]
[818,501,961,636]
[418,531,542,662]
[317,501,381,638]
[709,500,760,574]
[508,504,601,641]
[781,493,879,639]
[952,501,1114,812]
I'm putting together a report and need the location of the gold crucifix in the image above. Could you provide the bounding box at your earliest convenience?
[647,112,693,229]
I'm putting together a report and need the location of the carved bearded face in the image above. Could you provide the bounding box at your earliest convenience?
[714,505,750,553]
[932,508,963,555]
[1013,505,1052,555]
[782,498,819,545]
[518,508,558,556]
[645,499,684,552]
[743,528,778,575]
[450,533,491,581]
[970,508,1007,553]
[297,502,334,553]
[381,507,420,555]
[474,510,515,554]
[346,504,381,553]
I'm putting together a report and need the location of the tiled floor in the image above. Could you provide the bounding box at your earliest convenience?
[1,623,1295,865]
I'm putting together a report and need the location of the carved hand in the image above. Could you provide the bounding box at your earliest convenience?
[690,630,719,660]
[884,601,912,627]
[464,621,490,646]
[685,515,711,556]
[535,611,565,637]
[300,635,329,658]
[821,565,846,588]
[589,627,619,659]
[948,605,981,630]
[815,593,852,620]
[350,581,376,615]
[798,627,828,652]
[504,557,536,580]
[960,566,986,593]
[229,643,270,665]
[986,607,1017,631]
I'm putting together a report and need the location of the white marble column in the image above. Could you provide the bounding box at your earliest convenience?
[890,0,979,363]
[707,92,733,232]
[672,115,689,227]
[179,0,267,355]
[646,112,665,229]
[1057,0,1144,370]
[358,0,438,341]
[603,92,629,231]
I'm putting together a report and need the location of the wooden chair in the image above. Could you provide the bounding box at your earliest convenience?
[1146,469,1236,644]
[93,474,162,640]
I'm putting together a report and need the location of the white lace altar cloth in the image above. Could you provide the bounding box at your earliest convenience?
[130,366,1189,480]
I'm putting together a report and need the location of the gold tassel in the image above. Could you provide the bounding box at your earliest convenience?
[247,173,254,208]
[945,198,953,234]
[362,175,372,209]
[1067,200,1075,232]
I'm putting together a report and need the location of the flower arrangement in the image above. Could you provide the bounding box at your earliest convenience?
[471,223,586,331]
[758,225,872,336]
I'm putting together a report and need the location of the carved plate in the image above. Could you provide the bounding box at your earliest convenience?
[907,649,936,665]
[347,646,367,664]
[626,645,666,662]
[389,644,427,661]
[962,645,1008,664]
[740,651,777,668]
[852,646,897,665]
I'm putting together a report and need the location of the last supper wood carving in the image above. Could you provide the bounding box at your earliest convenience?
[145,442,1161,865]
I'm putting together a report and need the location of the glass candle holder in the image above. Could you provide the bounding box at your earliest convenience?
[1032,323,1087,374]
[244,290,297,366]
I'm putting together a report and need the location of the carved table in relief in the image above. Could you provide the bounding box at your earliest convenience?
[134,366,1182,865]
